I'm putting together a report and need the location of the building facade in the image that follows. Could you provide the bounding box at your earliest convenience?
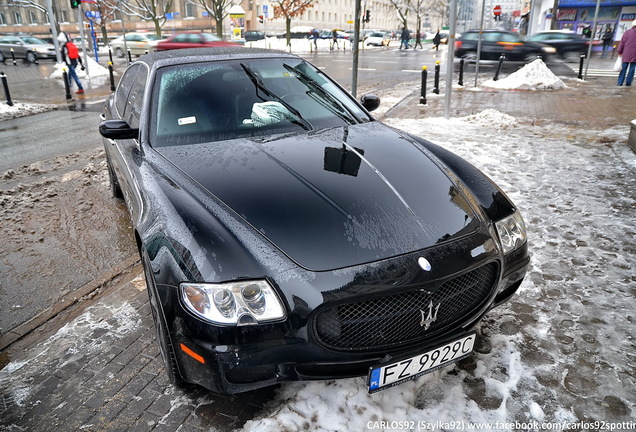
[0,0,421,43]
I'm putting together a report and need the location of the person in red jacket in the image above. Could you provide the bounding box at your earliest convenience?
[59,33,85,94]
[617,20,636,86]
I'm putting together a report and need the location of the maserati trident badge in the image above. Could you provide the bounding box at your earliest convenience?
[418,257,432,271]
[420,301,440,330]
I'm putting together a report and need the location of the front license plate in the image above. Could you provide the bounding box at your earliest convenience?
[367,333,476,393]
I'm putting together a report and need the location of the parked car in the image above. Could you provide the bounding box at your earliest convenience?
[99,47,529,395]
[455,29,556,61]
[0,35,57,63]
[525,31,590,62]
[155,32,240,51]
[109,32,163,58]
[244,30,266,42]
[365,31,391,46]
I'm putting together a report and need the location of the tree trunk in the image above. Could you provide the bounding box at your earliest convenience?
[550,0,559,30]
[286,17,292,46]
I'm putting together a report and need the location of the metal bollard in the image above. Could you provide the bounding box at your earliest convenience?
[108,62,116,91]
[420,66,428,105]
[62,70,72,100]
[493,54,505,81]
[1,72,14,106]
[434,61,440,94]
[108,47,113,64]
[458,57,465,86]
[11,48,16,65]
[127,49,132,64]
[578,54,586,80]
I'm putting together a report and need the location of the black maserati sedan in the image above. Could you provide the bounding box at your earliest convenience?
[99,48,529,394]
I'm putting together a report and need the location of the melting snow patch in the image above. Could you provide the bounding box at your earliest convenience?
[461,109,518,129]
[483,59,567,91]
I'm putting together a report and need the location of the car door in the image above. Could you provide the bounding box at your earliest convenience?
[104,63,149,219]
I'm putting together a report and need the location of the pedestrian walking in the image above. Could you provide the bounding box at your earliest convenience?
[400,27,410,50]
[331,30,339,50]
[617,20,636,86]
[433,31,441,51]
[311,28,320,50]
[59,33,85,94]
[601,27,614,58]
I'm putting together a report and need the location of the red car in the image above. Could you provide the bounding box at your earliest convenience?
[155,32,240,51]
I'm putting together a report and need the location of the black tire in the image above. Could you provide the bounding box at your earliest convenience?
[106,162,124,199]
[114,47,124,58]
[26,51,37,63]
[142,251,187,388]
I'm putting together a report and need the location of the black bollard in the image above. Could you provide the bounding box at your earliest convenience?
[34,52,39,65]
[494,54,505,81]
[11,48,16,65]
[127,49,132,64]
[578,54,586,80]
[109,62,116,91]
[108,47,113,64]
[420,66,428,105]
[434,61,440,95]
[62,70,72,100]
[1,72,13,106]
[458,57,465,86]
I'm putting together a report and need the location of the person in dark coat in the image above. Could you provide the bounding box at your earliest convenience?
[433,31,441,51]
[601,27,614,58]
[400,27,410,50]
[617,20,636,86]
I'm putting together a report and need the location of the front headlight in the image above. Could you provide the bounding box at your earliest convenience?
[180,280,286,326]
[541,46,557,54]
[495,211,527,254]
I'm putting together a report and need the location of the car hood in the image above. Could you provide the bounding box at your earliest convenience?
[156,123,481,271]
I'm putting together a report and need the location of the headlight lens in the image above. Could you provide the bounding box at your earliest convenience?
[495,211,527,254]
[541,46,557,54]
[180,280,286,326]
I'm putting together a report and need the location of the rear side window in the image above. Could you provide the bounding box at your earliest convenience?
[123,67,148,129]
[115,64,141,116]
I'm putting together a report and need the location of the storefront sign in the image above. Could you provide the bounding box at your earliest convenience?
[556,9,577,21]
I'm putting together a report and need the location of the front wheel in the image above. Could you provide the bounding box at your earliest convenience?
[114,47,124,58]
[26,51,37,63]
[142,251,187,388]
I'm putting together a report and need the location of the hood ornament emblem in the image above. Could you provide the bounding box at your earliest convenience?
[418,257,432,272]
[420,301,440,330]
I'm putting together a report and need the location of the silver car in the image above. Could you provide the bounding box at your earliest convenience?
[0,35,57,62]
[109,32,163,58]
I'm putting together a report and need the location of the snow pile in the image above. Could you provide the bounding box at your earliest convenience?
[49,55,111,89]
[483,59,567,90]
[0,101,56,120]
[462,109,518,129]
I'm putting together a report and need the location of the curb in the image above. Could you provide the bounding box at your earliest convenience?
[0,255,140,354]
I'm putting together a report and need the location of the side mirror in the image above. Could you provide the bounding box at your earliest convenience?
[360,94,380,112]
[99,119,139,140]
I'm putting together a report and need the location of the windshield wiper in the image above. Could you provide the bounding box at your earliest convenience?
[282,63,359,125]
[239,63,312,130]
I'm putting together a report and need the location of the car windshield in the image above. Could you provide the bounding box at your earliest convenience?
[201,33,222,42]
[150,58,371,147]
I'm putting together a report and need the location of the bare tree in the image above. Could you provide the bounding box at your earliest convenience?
[272,0,315,46]
[388,0,410,29]
[197,0,233,38]
[115,0,173,37]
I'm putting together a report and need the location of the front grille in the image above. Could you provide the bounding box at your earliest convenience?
[314,262,499,351]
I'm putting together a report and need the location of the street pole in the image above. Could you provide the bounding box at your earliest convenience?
[583,0,601,80]
[77,5,90,78]
[474,0,486,87]
[351,0,362,97]
[46,0,63,63]
[444,0,458,119]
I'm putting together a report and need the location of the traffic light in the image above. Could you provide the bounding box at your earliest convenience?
[364,10,371,23]
[258,15,263,23]
[70,0,80,8]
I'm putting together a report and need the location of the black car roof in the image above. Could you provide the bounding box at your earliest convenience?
[136,47,300,70]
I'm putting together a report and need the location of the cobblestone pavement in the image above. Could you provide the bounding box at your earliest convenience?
[1,51,634,432]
